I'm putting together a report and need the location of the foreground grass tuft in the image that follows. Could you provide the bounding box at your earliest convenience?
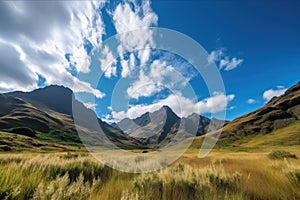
[132,163,242,200]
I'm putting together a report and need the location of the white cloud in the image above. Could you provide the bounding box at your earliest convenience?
[220,57,243,71]
[138,47,151,66]
[73,78,105,99]
[112,1,158,33]
[83,102,97,110]
[0,1,106,97]
[99,45,117,78]
[246,98,256,104]
[228,106,237,110]
[127,70,162,99]
[111,0,158,76]
[120,55,136,78]
[208,48,224,63]
[112,110,128,122]
[112,92,235,122]
[263,86,287,102]
[101,114,115,124]
[126,60,190,99]
[208,48,243,71]
[0,42,37,92]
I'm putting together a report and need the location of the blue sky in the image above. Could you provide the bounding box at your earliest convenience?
[150,1,300,119]
[0,1,299,122]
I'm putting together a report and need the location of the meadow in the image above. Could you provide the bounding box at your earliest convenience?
[0,148,299,200]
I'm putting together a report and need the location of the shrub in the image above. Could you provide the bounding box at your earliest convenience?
[268,150,297,159]
[60,152,79,160]
[8,127,36,137]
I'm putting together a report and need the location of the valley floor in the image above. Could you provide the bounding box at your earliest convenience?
[0,148,300,200]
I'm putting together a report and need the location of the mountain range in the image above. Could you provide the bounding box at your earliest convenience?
[0,81,299,151]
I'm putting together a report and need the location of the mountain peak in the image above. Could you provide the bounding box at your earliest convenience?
[35,85,73,95]
[7,84,74,115]
[160,105,179,118]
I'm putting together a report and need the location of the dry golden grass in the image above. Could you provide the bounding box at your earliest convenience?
[176,150,300,199]
[0,149,299,200]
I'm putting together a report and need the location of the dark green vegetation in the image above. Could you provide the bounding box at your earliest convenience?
[0,131,79,152]
[268,150,297,159]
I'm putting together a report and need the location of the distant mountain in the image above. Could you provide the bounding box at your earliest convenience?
[218,81,300,144]
[5,81,298,152]
[115,105,225,147]
[115,106,180,146]
[7,85,74,115]
[0,85,143,149]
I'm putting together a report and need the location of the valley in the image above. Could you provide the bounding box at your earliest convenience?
[0,82,299,199]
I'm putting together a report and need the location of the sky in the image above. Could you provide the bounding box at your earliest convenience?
[0,0,299,122]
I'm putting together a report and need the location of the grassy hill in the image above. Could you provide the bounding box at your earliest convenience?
[0,131,81,152]
[0,86,145,151]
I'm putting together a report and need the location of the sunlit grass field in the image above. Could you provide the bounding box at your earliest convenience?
[0,148,299,200]
[1,120,300,199]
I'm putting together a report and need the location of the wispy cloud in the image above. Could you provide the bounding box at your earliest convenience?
[83,102,98,110]
[246,98,256,104]
[208,48,243,71]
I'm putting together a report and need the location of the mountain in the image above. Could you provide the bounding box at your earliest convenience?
[3,81,298,152]
[115,106,180,147]
[115,105,225,147]
[1,85,225,150]
[7,85,74,115]
[217,81,300,146]
[0,85,143,150]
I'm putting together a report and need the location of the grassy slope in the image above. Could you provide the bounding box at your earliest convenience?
[187,119,300,153]
[0,131,83,152]
[238,119,300,148]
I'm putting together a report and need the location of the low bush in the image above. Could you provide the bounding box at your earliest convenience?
[8,127,36,137]
[268,150,297,159]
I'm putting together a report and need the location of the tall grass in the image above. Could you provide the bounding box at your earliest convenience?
[130,163,242,200]
[0,153,111,200]
[0,152,299,199]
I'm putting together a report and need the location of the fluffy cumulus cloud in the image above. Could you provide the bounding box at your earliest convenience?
[126,60,190,99]
[0,1,105,97]
[107,0,158,77]
[111,92,235,122]
[112,1,158,33]
[208,48,243,71]
[263,86,287,102]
